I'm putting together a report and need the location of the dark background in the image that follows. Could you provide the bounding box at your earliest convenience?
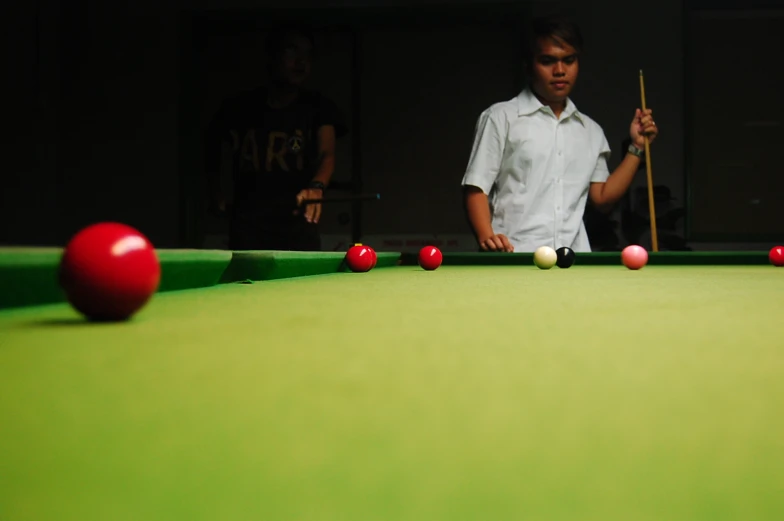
[4,0,782,251]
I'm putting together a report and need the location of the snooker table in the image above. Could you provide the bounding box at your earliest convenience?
[1,247,783,521]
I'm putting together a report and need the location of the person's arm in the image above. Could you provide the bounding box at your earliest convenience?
[461,109,514,252]
[295,96,349,224]
[295,124,336,224]
[589,152,643,211]
[590,108,658,210]
[463,186,513,251]
[311,125,336,187]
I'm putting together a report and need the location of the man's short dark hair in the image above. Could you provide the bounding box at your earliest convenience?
[265,24,315,59]
[523,16,583,70]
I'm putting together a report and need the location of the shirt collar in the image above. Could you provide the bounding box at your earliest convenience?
[516,87,584,125]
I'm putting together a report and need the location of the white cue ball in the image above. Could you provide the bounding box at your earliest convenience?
[534,246,557,269]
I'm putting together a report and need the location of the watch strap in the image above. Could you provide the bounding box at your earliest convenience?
[627,144,644,157]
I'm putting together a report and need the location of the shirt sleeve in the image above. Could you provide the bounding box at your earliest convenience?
[590,132,611,183]
[461,107,505,194]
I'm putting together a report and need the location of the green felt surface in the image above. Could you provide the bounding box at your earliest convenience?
[1,264,783,520]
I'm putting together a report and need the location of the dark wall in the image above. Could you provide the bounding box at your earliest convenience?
[5,0,715,249]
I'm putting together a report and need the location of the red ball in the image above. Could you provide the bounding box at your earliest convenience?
[621,244,648,270]
[345,244,374,272]
[366,245,378,269]
[418,245,442,270]
[769,245,784,267]
[59,222,161,321]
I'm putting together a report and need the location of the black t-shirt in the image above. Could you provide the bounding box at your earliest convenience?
[207,87,347,220]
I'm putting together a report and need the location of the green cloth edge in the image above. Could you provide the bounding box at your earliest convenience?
[0,248,773,311]
[400,251,774,266]
[0,248,402,311]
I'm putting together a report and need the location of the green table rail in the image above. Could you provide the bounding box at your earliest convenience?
[0,248,774,311]
[0,248,403,311]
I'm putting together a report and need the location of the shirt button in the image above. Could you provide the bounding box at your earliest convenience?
[558,150,562,156]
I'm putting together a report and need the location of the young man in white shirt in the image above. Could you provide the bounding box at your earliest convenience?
[462,16,659,252]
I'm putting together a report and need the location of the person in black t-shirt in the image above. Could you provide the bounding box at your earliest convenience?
[206,26,348,251]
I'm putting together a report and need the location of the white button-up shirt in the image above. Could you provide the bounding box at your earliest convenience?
[462,88,611,252]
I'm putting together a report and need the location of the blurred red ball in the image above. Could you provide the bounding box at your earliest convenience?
[59,222,161,321]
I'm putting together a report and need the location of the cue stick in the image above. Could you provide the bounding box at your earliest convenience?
[639,70,659,252]
[301,192,381,205]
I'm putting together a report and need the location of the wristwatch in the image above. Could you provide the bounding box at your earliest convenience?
[627,144,644,157]
[308,181,326,192]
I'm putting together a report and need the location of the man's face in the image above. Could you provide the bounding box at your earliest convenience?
[530,36,579,104]
[272,32,313,87]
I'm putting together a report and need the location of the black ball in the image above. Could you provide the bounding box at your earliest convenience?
[555,247,575,268]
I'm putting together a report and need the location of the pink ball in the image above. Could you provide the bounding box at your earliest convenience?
[622,245,648,270]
